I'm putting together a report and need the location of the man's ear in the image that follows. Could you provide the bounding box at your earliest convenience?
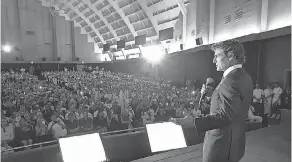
[227,51,235,61]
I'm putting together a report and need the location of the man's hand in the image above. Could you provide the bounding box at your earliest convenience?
[169,115,195,128]
[201,84,207,95]
[169,118,177,124]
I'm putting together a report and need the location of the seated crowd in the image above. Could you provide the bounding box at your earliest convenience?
[0,67,267,153]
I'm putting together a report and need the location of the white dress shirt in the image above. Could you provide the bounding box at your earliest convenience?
[223,64,243,78]
[253,89,264,103]
[273,87,283,99]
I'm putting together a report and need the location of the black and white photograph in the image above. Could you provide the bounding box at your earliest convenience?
[1,0,291,162]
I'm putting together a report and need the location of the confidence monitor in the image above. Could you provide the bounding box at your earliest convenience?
[135,34,146,46]
[159,27,174,41]
[146,122,187,153]
[59,133,106,162]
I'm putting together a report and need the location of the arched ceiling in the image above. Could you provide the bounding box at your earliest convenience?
[39,0,190,53]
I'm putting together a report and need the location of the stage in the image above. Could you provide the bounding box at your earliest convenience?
[1,110,290,162]
[132,110,291,162]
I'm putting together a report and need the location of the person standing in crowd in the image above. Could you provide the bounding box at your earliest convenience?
[175,103,186,118]
[121,99,135,129]
[35,116,51,143]
[205,78,215,101]
[252,84,266,128]
[64,111,80,134]
[272,82,283,119]
[264,84,273,117]
[79,108,93,132]
[170,39,253,162]
[1,118,16,151]
[281,85,291,110]
[48,114,67,139]
[199,77,215,115]
[108,108,121,131]
[141,110,152,125]
[252,84,264,117]
[15,118,34,149]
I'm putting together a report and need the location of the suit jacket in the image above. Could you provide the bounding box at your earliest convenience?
[194,68,253,162]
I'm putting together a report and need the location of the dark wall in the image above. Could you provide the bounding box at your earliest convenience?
[242,40,261,86]
[158,50,221,85]
[262,35,291,86]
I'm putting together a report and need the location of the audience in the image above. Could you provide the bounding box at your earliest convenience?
[1,67,286,153]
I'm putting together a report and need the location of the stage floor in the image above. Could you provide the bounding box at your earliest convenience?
[132,110,291,162]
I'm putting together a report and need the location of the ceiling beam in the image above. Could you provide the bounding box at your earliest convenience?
[137,0,159,38]
[82,0,120,41]
[209,0,215,44]
[65,1,105,43]
[176,0,187,16]
[176,0,187,45]
[39,0,93,39]
[260,0,269,32]
[107,0,137,37]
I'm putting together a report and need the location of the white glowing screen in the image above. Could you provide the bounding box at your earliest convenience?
[59,133,106,162]
[146,122,187,152]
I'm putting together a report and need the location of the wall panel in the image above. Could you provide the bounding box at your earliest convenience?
[214,0,261,42]
[1,0,96,62]
[213,0,235,42]
[74,27,97,62]
[195,0,210,43]
[267,0,292,31]
[56,16,72,61]
[232,0,261,38]
[1,0,22,60]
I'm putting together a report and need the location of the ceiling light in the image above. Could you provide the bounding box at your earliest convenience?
[2,44,12,53]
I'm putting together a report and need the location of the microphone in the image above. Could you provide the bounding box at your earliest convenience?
[199,78,213,108]
[198,84,207,108]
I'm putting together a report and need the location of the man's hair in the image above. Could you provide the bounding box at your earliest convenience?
[211,39,246,64]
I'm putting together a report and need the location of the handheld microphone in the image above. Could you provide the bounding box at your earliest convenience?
[199,78,213,108]
[199,84,207,108]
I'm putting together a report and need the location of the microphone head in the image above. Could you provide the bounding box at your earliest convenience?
[206,77,214,85]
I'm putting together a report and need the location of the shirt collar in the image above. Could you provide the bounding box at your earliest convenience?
[223,64,242,78]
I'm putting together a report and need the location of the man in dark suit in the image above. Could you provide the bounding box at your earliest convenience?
[170,39,253,162]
